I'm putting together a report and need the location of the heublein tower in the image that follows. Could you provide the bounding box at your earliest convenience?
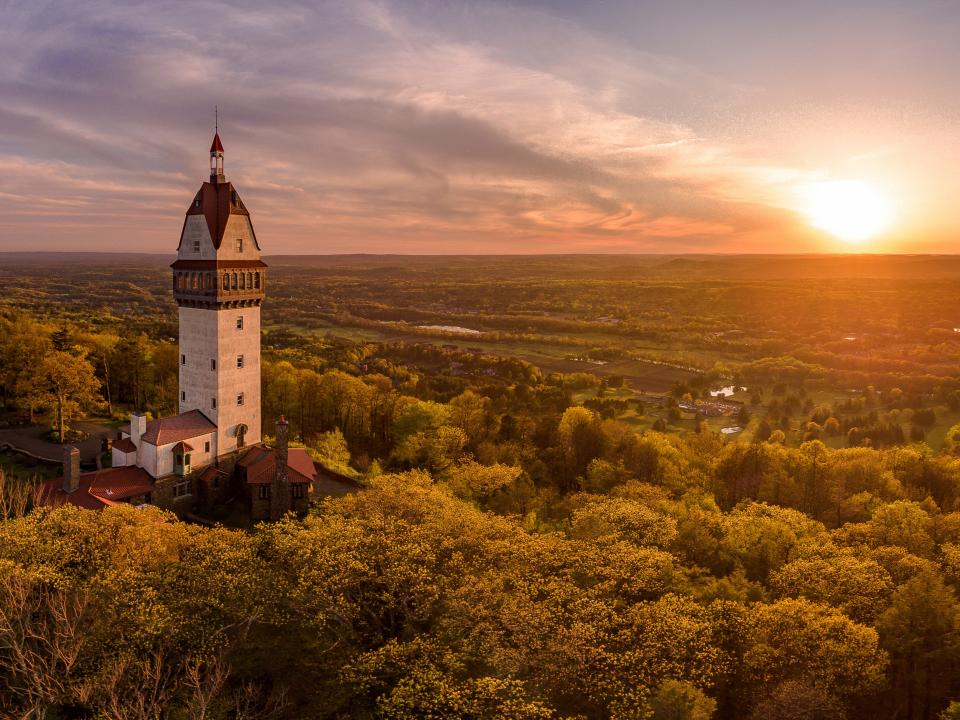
[171,132,265,456]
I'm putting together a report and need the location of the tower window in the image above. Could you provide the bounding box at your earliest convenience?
[181,391,186,402]
[192,239,200,253]
[235,238,243,253]
[223,274,229,290]
[239,273,246,290]
[236,316,244,330]
[247,272,253,288]
[210,359,216,371]
[254,272,260,289]
[258,485,270,500]
[292,484,305,499]
[180,354,185,365]
[237,355,244,369]
[232,273,238,290]
[237,392,244,406]
[205,441,210,453]
[211,397,217,409]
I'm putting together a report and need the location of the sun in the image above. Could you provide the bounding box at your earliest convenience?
[801,179,896,244]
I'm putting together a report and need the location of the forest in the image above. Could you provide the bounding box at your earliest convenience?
[2,253,960,719]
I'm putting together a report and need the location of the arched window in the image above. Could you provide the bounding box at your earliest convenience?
[190,272,197,289]
[223,273,229,290]
[254,272,260,289]
[236,423,248,449]
[232,272,238,289]
[239,272,246,290]
[177,273,185,289]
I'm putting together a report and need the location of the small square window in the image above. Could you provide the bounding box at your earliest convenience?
[192,239,200,253]
[237,355,244,369]
[235,238,243,253]
[180,354,185,365]
[210,359,216,371]
[204,441,210,453]
[211,397,217,409]
[236,316,244,330]
[237,392,244,406]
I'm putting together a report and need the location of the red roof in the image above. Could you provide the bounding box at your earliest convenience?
[182,181,257,250]
[246,447,317,485]
[38,466,154,510]
[113,438,136,453]
[140,410,216,446]
[210,132,224,153]
[199,466,228,483]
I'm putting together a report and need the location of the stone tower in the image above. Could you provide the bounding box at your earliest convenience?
[171,132,265,457]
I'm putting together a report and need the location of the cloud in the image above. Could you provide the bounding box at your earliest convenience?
[0,0,820,253]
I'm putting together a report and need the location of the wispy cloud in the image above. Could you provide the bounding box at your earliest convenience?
[0,0,921,253]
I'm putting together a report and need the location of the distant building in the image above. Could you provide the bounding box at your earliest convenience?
[39,133,358,515]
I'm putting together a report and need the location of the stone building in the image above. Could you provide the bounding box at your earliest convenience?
[39,132,359,515]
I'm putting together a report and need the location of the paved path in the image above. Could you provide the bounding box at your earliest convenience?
[0,420,114,464]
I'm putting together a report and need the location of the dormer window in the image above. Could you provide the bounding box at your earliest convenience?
[192,240,200,253]
[235,238,243,253]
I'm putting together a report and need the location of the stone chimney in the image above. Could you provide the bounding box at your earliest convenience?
[130,412,147,448]
[62,445,80,493]
[270,416,290,520]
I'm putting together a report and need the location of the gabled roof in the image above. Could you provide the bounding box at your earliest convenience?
[38,466,154,510]
[113,437,136,453]
[140,410,216,446]
[210,132,224,153]
[245,447,317,485]
[199,466,228,483]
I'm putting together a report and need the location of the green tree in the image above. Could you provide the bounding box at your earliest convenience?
[17,351,102,442]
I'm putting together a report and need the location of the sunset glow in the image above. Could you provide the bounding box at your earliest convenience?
[0,1,957,253]
[801,180,896,244]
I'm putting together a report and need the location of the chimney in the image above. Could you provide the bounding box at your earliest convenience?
[130,412,147,448]
[62,445,80,493]
[275,416,289,486]
[269,416,291,521]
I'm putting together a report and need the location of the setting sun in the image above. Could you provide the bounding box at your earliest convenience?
[801,179,896,244]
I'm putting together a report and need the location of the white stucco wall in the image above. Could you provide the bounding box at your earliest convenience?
[139,442,159,479]
[111,447,135,468]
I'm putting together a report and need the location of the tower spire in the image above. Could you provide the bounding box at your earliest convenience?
[209,109,225,184]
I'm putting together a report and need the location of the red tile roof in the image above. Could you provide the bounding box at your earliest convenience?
[38,466,153,510]
[113,438,136,453]
[210,132,224,153]
[182,181,260,250]
[199,466,228,483]
[246,447,317,485]
[140,410,216,446]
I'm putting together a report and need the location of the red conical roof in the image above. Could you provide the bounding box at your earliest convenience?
[210,132,224,153]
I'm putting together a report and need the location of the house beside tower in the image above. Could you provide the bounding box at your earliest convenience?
[39,132,358,519]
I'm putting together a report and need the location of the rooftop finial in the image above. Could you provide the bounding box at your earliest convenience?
[215,104,218,134]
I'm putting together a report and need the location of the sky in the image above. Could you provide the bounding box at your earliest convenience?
[2,0,959,254]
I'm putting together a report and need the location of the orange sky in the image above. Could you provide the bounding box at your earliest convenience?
[1,1,958,254]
